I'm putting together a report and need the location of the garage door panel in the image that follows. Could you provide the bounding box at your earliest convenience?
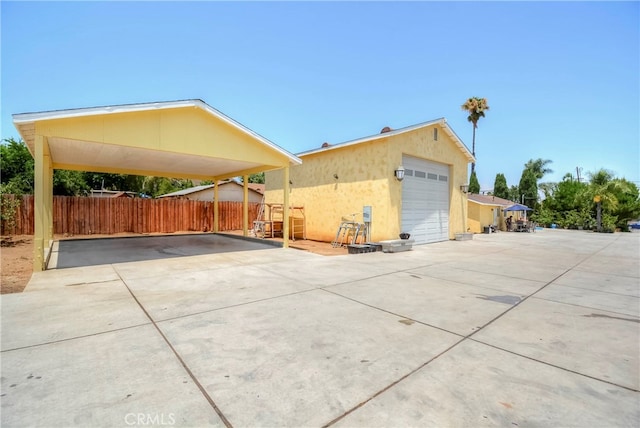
[401,156,449,245]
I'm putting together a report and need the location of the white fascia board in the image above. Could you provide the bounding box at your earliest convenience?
[297,118,474,162]
[298,119,441,156]
[13,99,302,166]
[193,100,302,165]
[440,119,475,162]
[12,100,197,123]
[469,199,509,207]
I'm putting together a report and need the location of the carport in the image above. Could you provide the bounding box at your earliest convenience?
[12,99,301,271]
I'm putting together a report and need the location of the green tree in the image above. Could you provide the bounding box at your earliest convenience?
[1,137,94,196]
[493,173,509,199]
[541,175,586,215]
[0,138,34,194]
[580,169,635,232]
[83,173,145,193]
[141,177,193,198]
[524,158,553,180]
[53,170,90,196]
[611,179,640,230]
[507,185,520,202]
[461,97,489,175]
[518,168,538,209]
[468,170,480,194]
[248,172,265,184]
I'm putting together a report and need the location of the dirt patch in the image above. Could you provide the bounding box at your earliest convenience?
[1,235,33,294]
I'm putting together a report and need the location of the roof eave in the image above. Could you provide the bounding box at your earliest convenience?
[296,118,475,162]
[12,99,302,167]
[468,200,511,207]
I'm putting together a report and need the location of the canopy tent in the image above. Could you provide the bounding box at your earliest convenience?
[13,99,302,271]
[504,203,533,212]
[504,203,533,221]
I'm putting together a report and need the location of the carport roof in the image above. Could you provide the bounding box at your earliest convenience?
[13,99,301,180]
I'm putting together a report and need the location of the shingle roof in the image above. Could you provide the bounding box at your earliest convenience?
[157,184,215,198]
[158,180,264,198]
[467,194,514,206]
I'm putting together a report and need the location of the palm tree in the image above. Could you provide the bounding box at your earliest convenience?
[524,158,553,180]
[461,97,489,175]
[581,169,630,231]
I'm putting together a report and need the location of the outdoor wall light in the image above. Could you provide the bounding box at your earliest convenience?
[460,184,469,194]
[394,166,405,181]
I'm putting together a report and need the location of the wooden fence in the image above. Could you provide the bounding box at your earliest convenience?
[0,195,261,236]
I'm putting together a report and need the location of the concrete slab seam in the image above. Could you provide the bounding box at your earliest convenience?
[321,336,468,428]
[113,268,234,428]
[409,270,546,294]
[321,287,465,338]
[434,262,562,283]
[320,246,607,426]
[0,322,152,353]
[575,233,630,266]
[468,338,640,393]
[572,267,640,281]
[461,234,627,342]
[151,286,327,323]
[544,281,640,298]
[530,295,640,318]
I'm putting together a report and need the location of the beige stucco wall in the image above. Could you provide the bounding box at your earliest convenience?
[468,202,507,233]
[168,186,262,202]
[265,124,470,243]
[217,184,263,203]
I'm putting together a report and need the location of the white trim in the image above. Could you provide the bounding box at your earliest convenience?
[468,199,510,208]
[298,118,474,162]
[13,99,302,166]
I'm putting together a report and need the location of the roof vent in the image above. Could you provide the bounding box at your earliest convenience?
[321,142,331,148]
[380,126,392,134]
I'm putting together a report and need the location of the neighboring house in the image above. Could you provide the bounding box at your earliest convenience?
[264,119,474,245]
[158,180,264,203]
[467,194,514,233]
[90,190,136,198]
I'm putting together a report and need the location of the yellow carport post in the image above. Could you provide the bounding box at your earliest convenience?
[47,160,53,242]
[243,175,249,237]
[282,166,290,248]
[213,180,219,233]
[33,135,53,271]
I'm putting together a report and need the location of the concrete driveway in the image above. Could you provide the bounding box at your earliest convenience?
[1,230,639,427]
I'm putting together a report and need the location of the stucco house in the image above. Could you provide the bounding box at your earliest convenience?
[264,119,474,245]
[158,180,264,202]
[467,194,514,233]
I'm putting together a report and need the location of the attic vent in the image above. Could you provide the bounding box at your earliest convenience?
[380,126,393,134]
[321,142,331,148]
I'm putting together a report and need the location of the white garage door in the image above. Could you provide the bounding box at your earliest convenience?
[401,155,450,244]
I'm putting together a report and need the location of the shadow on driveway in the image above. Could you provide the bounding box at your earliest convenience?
[53,233,279,269]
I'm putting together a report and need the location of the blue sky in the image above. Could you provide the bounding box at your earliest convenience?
[2,1,638,191]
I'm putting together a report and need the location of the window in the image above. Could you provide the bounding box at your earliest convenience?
[405,169,414,176]
[438,175,448,182]
[427,173,438,180]
[434,128,438,141]
[415,170,426,178]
